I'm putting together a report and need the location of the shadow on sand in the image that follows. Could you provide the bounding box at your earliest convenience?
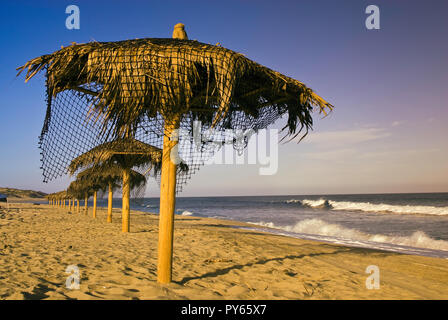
[178,247,396,285]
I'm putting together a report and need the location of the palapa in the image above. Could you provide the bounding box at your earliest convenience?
[68,138,161,230]
[18,23,333,284]
[74,164,147,223]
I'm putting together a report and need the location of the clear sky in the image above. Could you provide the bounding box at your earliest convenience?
[0,0,447,196]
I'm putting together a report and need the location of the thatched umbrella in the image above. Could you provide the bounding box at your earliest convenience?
[67,180,93,215]
[71,168,109,218]
[74,163,147,223]
[68,138,161,230]
[74,165,120,221]
[67,181,84,210]
[46,193,54,207]
[53,191,68,209]
[18,24,333,283]
[48,193,59,208]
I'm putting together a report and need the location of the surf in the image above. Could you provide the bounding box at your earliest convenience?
[285,198,448,215]
[249,218,448,253]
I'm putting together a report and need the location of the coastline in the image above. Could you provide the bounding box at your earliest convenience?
[1,202,448,299]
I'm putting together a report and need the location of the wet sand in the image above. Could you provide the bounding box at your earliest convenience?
[0,202,447,300]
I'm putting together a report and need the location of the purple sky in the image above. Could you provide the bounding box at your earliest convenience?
[0,0,447,196]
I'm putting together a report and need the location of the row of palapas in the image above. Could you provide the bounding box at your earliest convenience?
[45,137,186,232]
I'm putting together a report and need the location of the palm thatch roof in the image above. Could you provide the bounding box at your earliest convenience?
[17,38,333,139]
[67,180,92,199]
[50,190,68,200]
[68,138,162,175]
[75,164,147,192]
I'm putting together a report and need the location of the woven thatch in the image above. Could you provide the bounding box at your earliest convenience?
[68,138,162,175]
[18,38,332,139]
[75,164,147,192]
[51,190,68,200]
[67,180,93,199]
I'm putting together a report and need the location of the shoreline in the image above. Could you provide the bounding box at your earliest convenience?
[1,202,448,299]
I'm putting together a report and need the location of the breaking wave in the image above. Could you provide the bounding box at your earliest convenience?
[284,198,448,215]
[285,199,302,204]
[181,210,193,216]
[250,219,448,252]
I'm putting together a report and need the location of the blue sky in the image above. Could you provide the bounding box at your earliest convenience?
[0,0,447,196]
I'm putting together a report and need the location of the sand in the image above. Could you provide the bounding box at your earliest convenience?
[0,202,447,300]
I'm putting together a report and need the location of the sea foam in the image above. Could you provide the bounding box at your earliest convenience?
[285,198,448,215]
[250,219,448,252]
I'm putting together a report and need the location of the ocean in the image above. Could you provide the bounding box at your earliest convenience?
[80,193,448,258]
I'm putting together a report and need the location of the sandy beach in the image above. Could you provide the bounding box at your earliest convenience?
[0,202,447,300]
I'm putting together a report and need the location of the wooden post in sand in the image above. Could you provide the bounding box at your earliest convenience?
[157,117,179,284]
[84,194,88,215]
[76,199,80,213]
[93,191,97,218]
[122,168,130,232]
[156,26,187,284]
[107,182,113,223]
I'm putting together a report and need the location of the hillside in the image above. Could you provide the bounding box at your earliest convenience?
[0,187,47,199]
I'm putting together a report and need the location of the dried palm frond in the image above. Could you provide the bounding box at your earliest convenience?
[18,38,332,139]
[68,138,162,175]
[75,164,147,192]
[67,180,93,199]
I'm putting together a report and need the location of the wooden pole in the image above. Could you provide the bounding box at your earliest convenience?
[93,191,97,218]
[76,199,80,213]
[157,117,179,284]
[84,194,88,215]
[107,182,113,223]
[122,168,130,232]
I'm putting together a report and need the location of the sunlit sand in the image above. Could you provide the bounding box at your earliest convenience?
[1,202,447,300]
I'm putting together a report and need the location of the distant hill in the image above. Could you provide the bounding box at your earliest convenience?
[0,187,47,199]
